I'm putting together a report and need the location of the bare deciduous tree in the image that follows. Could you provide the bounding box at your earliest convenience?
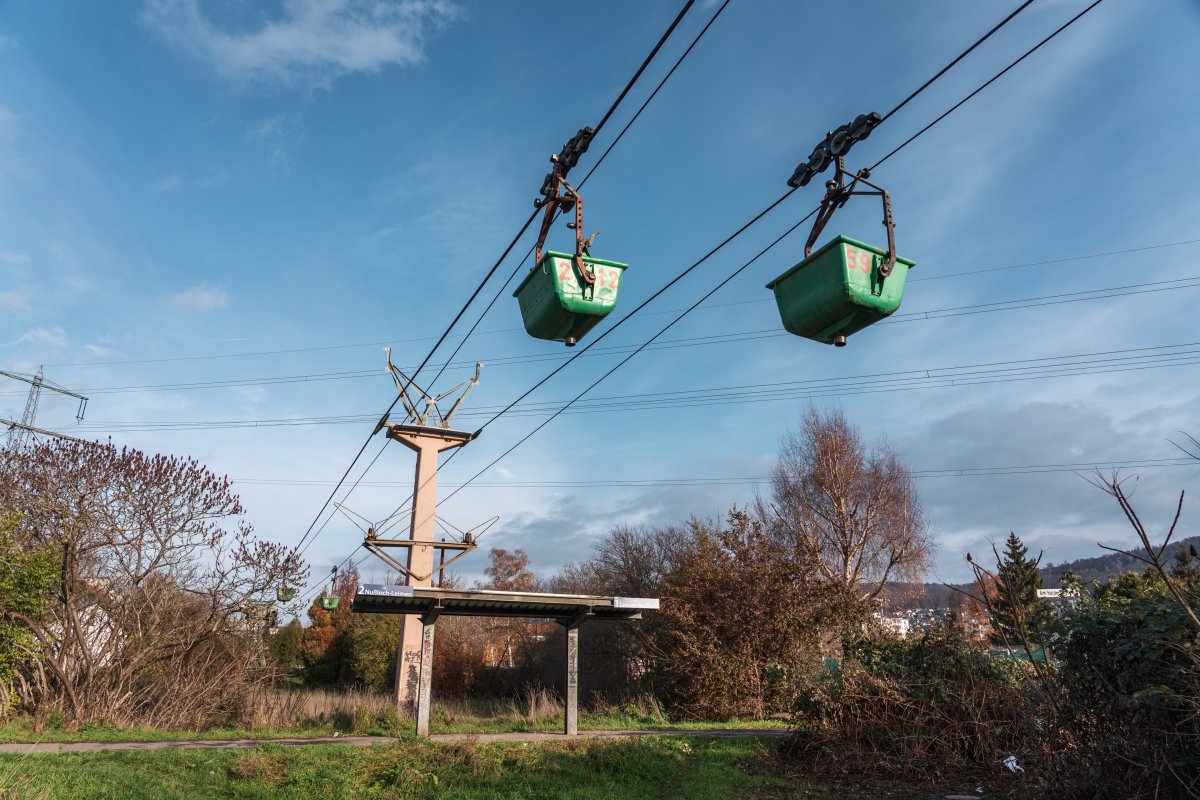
[0,440,306,726]
[764,406,932,608]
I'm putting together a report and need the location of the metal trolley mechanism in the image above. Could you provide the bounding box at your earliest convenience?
[768,112,918,347]
[514,127,629,347]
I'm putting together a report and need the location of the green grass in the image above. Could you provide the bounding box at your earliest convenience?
[0,710,788,744]
[0,737,790,799]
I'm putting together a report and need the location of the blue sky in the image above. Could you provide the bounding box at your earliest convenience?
[2,0,1199,594]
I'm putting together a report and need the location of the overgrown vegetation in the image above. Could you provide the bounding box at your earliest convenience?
[787,471,1200,800]
[5,415,1198,798]
[0,440,306,729]
[789,623,1038,773]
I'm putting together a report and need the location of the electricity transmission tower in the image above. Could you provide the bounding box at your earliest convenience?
[0,367,89,446]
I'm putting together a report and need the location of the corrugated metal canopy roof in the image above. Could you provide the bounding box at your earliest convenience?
[351,584,659,621]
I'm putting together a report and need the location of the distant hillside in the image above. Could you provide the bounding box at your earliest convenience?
[1040,535,1200,586]
[890,535,1200,610]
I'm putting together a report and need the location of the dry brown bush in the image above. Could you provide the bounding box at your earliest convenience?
[0,440,305,728]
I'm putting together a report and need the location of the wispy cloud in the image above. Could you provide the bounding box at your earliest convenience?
[0,250,31,264]
[0,288,32,312]
[152,173,182,192]
[17,327,69,347]
[169,282,229,311]
[246,114,304,167]
[141,0,462,86]
[196,167,230,188]
[151,168,229,192]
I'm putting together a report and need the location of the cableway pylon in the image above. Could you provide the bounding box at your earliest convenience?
[363,349,492,710]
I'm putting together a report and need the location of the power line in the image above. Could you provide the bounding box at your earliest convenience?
[236,457,1197,489]
[41,266,1182,395]
[422,0,1113,507]
[283,447,1198,605]
[37,235,1197,374]
[241,1,1108,571]
[869,0,1105,171]
[425,0,733,391]
[289,0,702,555]
[73,340,1200,433]
[877,0,1037,124]
[909,238,1200,283]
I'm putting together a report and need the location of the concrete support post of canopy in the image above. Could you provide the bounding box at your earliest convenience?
[415,606,440,737]
[563,608,592,736]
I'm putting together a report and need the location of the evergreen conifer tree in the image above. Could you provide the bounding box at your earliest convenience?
[990,532,1049,645]
[1169,544,1200,595]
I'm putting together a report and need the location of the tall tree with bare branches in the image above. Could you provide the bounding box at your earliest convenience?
[764,406,932,611]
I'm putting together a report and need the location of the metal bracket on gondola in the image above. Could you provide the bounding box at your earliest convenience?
[534,127,597,288]
[804,157,897,278]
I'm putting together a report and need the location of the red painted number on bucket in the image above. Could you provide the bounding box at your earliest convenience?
[846,246,872,273]
[607,269,619,288]
[557,262,575,285]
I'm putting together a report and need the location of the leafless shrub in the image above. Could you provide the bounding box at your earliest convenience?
[0,440,306,728]
[788,624,1039,776]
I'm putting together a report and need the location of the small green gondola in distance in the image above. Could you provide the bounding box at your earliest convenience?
[320,595,340,610]
[766,235,915,346]
[513,250,627,346]
[277,586,297,603]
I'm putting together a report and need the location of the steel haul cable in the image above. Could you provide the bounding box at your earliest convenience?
[426,0,1110,508]
[425,0,734,390]
[56,273,1200,405]
[290,0,1104,590]
[74,340,1200,431]
[288,0,701,556]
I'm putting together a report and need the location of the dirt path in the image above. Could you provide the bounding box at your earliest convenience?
[0,728,789,754]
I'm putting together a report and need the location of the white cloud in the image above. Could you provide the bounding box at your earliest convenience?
[152,174,182,192]
[246,114,304,167]
[169,282,229,311]
[17,327,69,347]
[0,250,31,264]
[0,288,31,311]
[141,0,462,85]
[84,342,118,359]
[196,167,230,188]
[152,169,229,191]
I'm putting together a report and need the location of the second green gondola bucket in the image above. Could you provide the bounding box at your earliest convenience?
[766,235,915,346]
[514,250,627,346]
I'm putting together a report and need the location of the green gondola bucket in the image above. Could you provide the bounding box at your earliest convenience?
[766,234,916,345]
[320,595,340,611]
[513,250,627,346]
[277,587,297,602]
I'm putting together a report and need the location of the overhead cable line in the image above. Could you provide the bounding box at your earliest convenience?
[285,448,1197,607]
[426,0,1112,507]
[42,270,1195,402]
[288,0,701,555]
[286,0,1106,572]
[878,0,1037,123]
[383,0,1035,404]
[425,0,732,391]
[73,340,1200,433]
[41,234,1197,373]
[869,0,1104,171]
[238,458,1198,489]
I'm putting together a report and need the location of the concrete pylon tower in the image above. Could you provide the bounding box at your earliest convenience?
[370,350,482,710]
